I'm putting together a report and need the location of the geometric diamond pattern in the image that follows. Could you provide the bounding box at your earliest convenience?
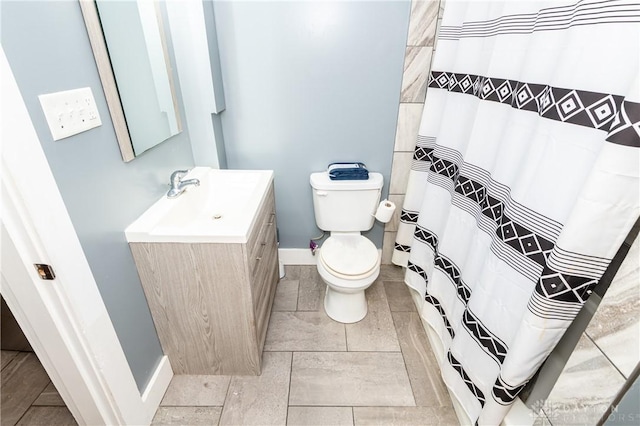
[435,254,471,304]
[413,146,434,162]
[414,225,439,252]
[426,294,455,339]
[430,157,460,181]
[428,69,638,148]
[515,83,535,108]
[498,217,554,267]
[394,243,411,253]
[556,90,585,121]
[400,209,419,224]
[424,147,556,271]
[408,261,428,282]
[586,95,617,129]
[537,267,598,303]
[463,309,507,365]
[607,100,640,148]
[430,71,451,89]
[481,195,504,223]
[480,77,496,99]
[408,262,456,340]
[448,351,485,406]
[536,86,555,115]
[455,176,486,205]
[496,80,513,103]
[459,74,474,94]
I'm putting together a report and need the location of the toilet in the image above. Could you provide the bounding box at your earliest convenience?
[310,171,384,323]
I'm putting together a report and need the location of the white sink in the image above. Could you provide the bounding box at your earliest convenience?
[125,167,274,243]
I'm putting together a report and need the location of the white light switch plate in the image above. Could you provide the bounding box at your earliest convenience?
[38,87,102,141]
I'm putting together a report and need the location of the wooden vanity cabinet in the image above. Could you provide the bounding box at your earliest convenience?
[130,183,279,375]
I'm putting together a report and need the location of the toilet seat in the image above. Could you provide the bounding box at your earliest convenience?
[319,235,379,280]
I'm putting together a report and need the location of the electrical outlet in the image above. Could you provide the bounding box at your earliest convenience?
[38,87,102,141]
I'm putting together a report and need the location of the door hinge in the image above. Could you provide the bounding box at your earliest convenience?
[34,264,56,280]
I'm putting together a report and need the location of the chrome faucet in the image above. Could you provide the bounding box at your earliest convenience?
[167,169,200,198]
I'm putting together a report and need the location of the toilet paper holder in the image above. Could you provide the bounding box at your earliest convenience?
[372,200,396,223]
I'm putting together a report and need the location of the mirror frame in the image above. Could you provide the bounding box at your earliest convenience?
[80,0,135,162]
[81,0,183,162]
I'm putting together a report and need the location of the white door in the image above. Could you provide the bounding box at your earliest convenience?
[0,46,171,425]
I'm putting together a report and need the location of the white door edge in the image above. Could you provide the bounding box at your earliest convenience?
[1,45,172,425]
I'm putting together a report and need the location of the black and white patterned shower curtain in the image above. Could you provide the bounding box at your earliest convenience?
[393,1,640,424]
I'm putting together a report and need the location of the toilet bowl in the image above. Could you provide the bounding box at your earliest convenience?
[316,233,381,323]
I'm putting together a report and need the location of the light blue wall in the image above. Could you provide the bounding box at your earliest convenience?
[1,1,195,391]
[213,0,410,248]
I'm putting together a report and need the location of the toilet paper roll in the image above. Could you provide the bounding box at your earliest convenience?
[374,200,396,223]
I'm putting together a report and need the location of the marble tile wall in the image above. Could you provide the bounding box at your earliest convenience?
[383,0,442,264]
[540,235,640,425]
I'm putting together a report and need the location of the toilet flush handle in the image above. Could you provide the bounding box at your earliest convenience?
[316,190,328,196]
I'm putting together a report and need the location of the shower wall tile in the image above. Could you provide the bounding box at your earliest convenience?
[434,18,443,51]
[400,47,432,103]
[389,152,413,194]
[384,0,441,263]
[394,104,424,152]
[585,235,639,378]
[385,194,405,233]
[544,335,625,425]
[407,0,439,47]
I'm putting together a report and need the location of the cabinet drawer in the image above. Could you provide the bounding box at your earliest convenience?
[247,186,275,275]
[251,223,278,305]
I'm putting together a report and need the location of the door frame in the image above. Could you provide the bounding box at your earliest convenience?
[0,46,171,425]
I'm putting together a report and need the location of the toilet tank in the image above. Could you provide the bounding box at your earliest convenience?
[310,172,383,232]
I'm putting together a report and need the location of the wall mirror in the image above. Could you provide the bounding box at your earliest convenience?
[80,0,182,162]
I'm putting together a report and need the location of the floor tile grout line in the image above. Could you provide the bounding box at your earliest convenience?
[391,312,420,408]
[294,278,300,312]
[344,317,349,352]
[218,372,234,424]
[286,351,294,425]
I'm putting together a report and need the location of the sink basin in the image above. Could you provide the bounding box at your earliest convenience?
[125,167,274,243]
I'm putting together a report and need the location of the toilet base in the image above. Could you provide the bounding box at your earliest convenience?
[324,286,367,324]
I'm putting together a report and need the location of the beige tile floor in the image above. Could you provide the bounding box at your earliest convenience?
[153,265,457,426]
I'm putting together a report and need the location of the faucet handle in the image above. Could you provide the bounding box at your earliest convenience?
[170,169,189,184]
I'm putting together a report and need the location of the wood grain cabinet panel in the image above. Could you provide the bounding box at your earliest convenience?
[130,183,279,375]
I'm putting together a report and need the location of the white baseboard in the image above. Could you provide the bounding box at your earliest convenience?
[141,356,173,422]
[278,248,318,265]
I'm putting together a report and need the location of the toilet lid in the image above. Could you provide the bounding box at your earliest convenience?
[320,235,379,277]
